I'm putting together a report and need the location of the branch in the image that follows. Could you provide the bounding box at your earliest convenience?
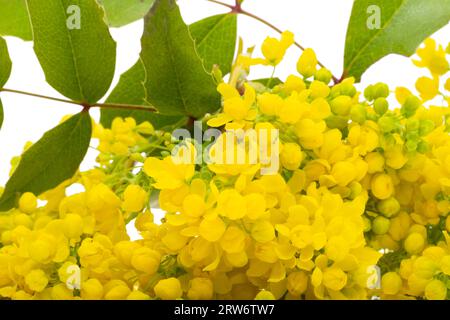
[0,88,157,112]
[207,0,234,10]
[0,88,85,106]
[91,102,157,112]
[207,0,339,84]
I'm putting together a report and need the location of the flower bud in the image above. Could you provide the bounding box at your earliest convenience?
[401,96,421,118]
[372,216,390,235]
[374,97,389,115]
[154,278,182,300]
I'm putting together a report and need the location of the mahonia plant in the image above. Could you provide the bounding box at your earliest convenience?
[0,0,449,300]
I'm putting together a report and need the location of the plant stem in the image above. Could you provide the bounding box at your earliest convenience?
[207,0,234,10]
[91,102,157,112]
[0,88,85,106]
[0,88,157,112]
[206,0,339,84]
[266,66,276,88]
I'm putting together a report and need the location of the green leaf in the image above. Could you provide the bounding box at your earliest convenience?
[189,14,237,75]
[344,0,450,81]
[0,98,3,131]
[109,13,236,126]
[99,0,155,27]
[0,36,12,131]
[140,0,221,118]
[100,60,186,129]
[106,61,146,106]
[0,0,154,41]
[250,77,283,89]
[26,0,117,103]
[0,0,32,41]
[0,112,92,211]
[0,36,12,88]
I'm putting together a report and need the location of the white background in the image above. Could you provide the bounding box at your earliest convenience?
[1,0,449,186]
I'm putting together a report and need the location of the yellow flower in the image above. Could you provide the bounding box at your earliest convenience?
[381,272,402,295]
[413,38,449,75]
[220,226,246,253]
[182,194,205,217]
[78,236,111,269]
[325,236,350,262]
[81,279,104,300]
[95,117,148,156]
[255,290,275,300]
[294,119,326,149]
[86,183,121,212]
[257,93,284,116]
[154,278,182,300]
[424,279,447,300]
[25,269,48,292]
[282,75,306,94]
[395,87,413,104]
[207,83,256,128]
[122,184,147,213]
[287,271,308,296]
[144,156,194,190]
[187,278,213,300]
[217,189,247,220]
[278,92,307,124]
[237,31,294,68]
[441,255,450,275]
[236,55,267,69]
[331,161,357,187]
[51,284,74,300]
[27,230,69,263]
[207,131,260,176]
[310,81,331,100]
[62,214,84,239]
[251,220,275,243]
[131,247,161,274]
[365,152,385,174]
[322,267,347,291]
[261,31,295,66]
[199,216,226,242]
[104,281,131,300]
[371,174,394,200]
[415,76,439,101]
[18,192,37,214]
[280,143,303,170]
[445,78,450,92]
[127,291,151,300]
[297,48,318,78]
[404,233,425,254]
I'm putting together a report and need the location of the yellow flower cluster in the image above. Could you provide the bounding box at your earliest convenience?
[0,34,450,300]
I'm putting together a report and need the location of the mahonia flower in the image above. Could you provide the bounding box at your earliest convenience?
[261,31,295,65]
[144,156,195,190]
[237,31,295,68]
[1,36,450,301]
[415,76,440,101]
[297,48,318,78]
[122,185,148,213]
[154,278,183,300]
[413,38,449,76]
[207,83,256,129]
[94,117,154,157]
